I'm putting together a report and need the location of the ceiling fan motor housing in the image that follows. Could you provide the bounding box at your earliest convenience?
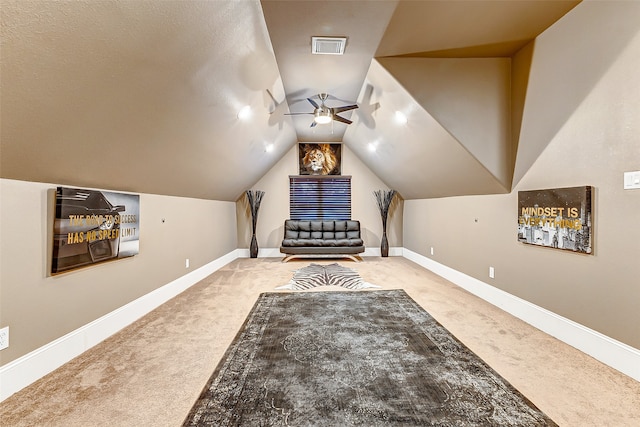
[314,107,333,124]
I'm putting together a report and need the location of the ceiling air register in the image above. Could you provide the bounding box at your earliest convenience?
[311,36,347,55]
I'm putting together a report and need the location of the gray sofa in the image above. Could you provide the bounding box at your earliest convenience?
[280,219,365,262]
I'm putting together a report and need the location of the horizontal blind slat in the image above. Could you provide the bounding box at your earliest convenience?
[290,176,351,220]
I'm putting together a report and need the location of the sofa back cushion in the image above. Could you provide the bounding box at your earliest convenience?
[284,219,361,240]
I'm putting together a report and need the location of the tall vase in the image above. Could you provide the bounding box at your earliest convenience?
[381,230,389,257]
[250,233,258,258]
[246,190,264,260]
[374,189,396,259]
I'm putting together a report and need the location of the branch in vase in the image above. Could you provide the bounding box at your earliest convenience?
[246,190,265,232]
[374,189,396,223]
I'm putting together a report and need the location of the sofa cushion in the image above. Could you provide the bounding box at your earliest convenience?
[284,220,361,239]
[346,221,360,239]
[281,219,364,255]
[281,238,364,248]
[280,246,364,255]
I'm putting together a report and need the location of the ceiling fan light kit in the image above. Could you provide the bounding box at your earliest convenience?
[285,92,359,128]
[314,110,332,124]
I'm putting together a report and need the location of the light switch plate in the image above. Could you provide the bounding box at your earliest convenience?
[0,326,8,350]
[624,171,640,189]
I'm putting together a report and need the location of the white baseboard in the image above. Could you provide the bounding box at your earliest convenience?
[402,248,640,382]
[5,247,635,403]
[237,247,404,258]
[0,249,240,402]
[236,247,283,258]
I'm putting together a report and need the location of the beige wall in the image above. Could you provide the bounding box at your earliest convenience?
[0,179,237,365]
[404,3,640,349]
[375,56,512,190]
[237,144,403,251]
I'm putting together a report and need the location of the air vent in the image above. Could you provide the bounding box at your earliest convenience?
[311,36,347,55]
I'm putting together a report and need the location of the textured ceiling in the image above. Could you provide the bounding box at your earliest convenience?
[260,0,397,143]
[1,0,581,201]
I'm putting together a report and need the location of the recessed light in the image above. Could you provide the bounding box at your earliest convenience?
[265,143,274,153]
[368,143,377,152]
[237,105,252,120]
[394,111,408,125]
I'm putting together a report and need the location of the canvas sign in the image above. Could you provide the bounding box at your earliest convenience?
[51,186,140,274]
[518,186,593,254]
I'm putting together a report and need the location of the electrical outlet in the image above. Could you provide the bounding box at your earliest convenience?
[489,267,495,279]
[185,258,190,269]
[0,326,9,350]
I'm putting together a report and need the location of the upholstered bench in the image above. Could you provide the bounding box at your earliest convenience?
[280,219,365,262]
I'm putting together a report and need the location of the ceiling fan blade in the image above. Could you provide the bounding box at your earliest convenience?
[307,97,319,109]
[333,104,358,114]
[332,114,352,125]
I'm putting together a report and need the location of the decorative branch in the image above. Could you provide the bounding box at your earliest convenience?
[373,189,396,230]
[246,190,265,234]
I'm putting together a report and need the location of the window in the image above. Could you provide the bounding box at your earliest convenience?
[289,175,351,220]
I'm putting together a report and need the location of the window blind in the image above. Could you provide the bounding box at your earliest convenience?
[289,175,351,220]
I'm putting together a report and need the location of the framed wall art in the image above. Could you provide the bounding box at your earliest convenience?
[298,143,342,175]
[517,186,593,254]
[51,186,140,274]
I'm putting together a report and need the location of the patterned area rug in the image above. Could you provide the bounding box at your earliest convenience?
[276,263,380,290]
[183,290,557,426]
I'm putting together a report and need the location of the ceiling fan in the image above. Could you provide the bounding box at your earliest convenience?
[286,93,358,127]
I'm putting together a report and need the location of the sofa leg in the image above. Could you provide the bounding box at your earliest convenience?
[281,254,361,263]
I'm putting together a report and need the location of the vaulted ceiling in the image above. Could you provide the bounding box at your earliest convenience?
[1,0,580,201]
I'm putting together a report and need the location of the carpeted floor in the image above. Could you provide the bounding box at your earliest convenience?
[184,290,556,426]
[1,257,639,426]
